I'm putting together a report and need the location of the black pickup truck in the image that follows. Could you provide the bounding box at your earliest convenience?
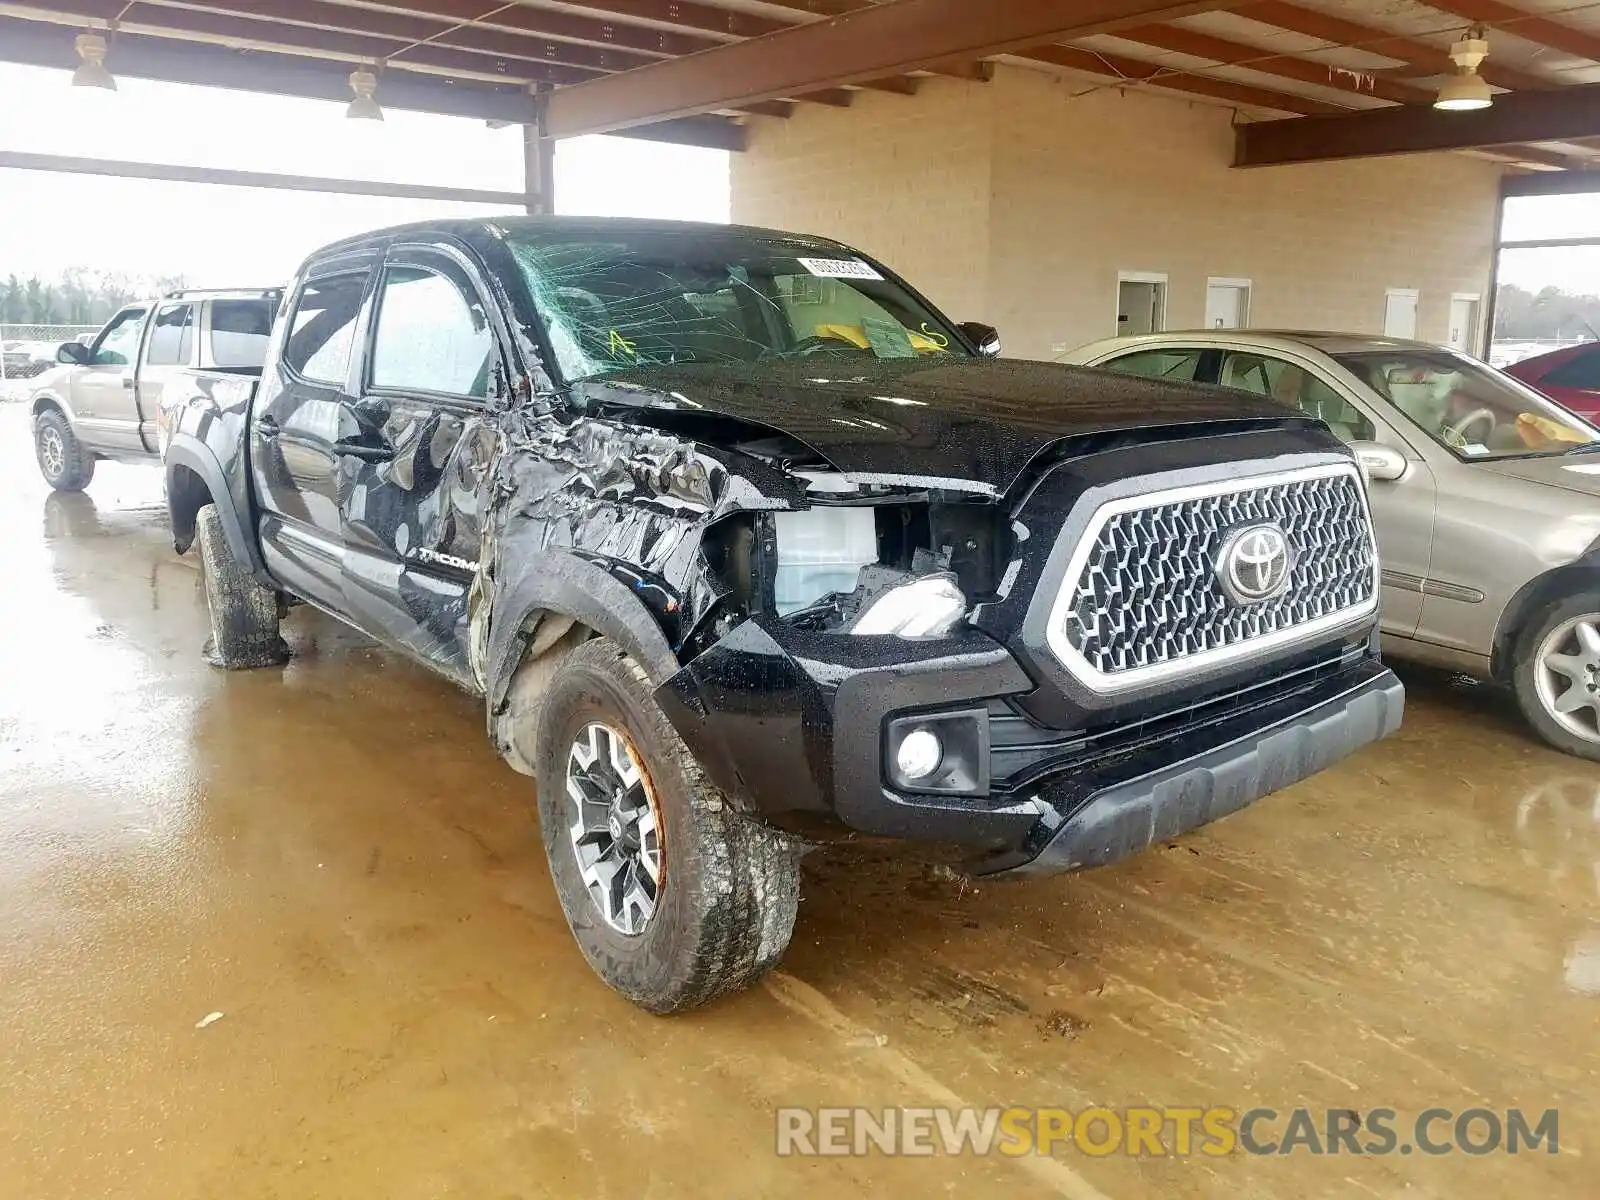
[164,217,1403,1012]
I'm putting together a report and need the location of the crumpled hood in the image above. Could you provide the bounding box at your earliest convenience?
[574,357,1309,494]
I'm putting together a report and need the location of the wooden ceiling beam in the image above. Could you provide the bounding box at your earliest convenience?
[1112,23,1430,104]
[1232,0,1550,92]
[1422,0,1600,65]
[1020,42,1347,115]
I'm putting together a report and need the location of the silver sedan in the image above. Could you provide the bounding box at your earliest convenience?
[1064,330,1600,760]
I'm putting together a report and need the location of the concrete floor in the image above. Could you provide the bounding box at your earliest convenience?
[0,405,1595,1199]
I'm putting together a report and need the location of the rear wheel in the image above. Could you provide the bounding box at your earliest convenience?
[532,637,801,1013]
[195,503,289,669]
[1514,593,1600,761]
[34,409,94,492]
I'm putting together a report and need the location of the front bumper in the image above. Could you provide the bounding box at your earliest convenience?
[656,617,1401,876]
[972,661,1403,876]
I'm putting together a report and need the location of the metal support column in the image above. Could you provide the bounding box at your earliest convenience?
[524,83,556,216]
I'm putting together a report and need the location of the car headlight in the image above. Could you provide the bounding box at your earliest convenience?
[850,573,967,638]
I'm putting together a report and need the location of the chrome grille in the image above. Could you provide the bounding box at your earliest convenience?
[1053,465,1376,685]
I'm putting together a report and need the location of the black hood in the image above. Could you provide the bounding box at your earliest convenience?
[573,358,1308,494]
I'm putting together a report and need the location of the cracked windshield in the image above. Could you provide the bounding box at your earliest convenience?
[507,230,968,380]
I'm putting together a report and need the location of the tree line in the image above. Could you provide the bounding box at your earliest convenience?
[1495,283,1600,342]
[1,269,186,327]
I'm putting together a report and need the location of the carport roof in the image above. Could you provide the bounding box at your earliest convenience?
[9,0,1600,171]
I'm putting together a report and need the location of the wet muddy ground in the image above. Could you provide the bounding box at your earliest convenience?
[0,405,1595,1198]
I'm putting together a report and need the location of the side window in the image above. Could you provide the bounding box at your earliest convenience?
[283,273,367,386]
[1224,352,1374,443]
[92,308,147,367]
[145,303,195,367]
[1543,346,1600,391]
[370,262,494,398]
[209,300,274,369]
[1102,348,1202,383]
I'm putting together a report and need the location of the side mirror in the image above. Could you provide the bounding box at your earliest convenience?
[958,321,1001,357]
[1350,441,1408,482]
[56,342,90,366]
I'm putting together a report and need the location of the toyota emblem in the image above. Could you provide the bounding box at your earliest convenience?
[1217,523,1294,605]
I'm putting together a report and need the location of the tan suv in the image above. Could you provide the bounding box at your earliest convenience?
[1066,330,1600,760]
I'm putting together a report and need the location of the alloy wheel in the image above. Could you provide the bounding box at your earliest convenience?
[1535,615,1600,745]
[38,426,64,479]
[565,722,664,936]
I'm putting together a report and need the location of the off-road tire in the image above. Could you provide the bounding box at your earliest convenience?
[195,503,290,669]
[1513,591,1600,762]
[533,637,801,1013]
[34,409,94,492]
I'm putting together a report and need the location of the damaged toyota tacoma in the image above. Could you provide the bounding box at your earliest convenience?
[164,217,1403,1013]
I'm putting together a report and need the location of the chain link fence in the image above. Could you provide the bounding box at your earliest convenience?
[0,324,99,400]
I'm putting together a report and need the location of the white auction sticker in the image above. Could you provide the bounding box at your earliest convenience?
[797,257,884,281]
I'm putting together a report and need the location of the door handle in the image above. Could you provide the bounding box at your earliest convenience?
[122,378,134,390]
[334,440,395,463]
[256,415,280,439]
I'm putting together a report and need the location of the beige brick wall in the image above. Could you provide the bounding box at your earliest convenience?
[732,66,1503,361]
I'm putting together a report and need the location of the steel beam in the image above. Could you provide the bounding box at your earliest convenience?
[543,0,1242,136]
[0,15,745,149]
[1235,80,1600,166]
[0,148,530,205]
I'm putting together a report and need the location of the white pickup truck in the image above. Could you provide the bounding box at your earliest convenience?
[28,288,278,490]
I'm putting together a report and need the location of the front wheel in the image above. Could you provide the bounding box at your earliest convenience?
[533,637,801,1013]
[34,409,94,492]
[1514,594,1600,761]
[195,503,289,670]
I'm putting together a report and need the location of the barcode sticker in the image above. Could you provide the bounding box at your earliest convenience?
[797,257,884,281]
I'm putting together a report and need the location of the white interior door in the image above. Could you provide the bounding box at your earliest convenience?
[1205,279,1251,329]
[1448,295,1480,353]
[1384,289,1419,339]
[1117,278,1166,336]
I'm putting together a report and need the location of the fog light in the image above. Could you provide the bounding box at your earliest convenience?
[895,728,944,781]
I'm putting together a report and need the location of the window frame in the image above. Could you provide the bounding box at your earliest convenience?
[1217,349,1378,443]
[1100,346,1208,384]
[89,306,149,367]
[279,260,376,393]
[363,242,505,407]
[145,301,197,368]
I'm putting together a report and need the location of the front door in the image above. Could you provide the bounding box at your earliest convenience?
[337,245,503,689]
[1211,348,1437,638]
[250,261,376,620]
[69,305,147,451]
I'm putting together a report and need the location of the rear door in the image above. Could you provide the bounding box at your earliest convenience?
[337,243,504,687]
[250,257,377,620]
[133,301,196,453]
[68,305,148,451]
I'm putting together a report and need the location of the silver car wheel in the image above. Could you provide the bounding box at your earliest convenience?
[565,722,663,937]
[1534,616,1600,745]
[38,426,64,479]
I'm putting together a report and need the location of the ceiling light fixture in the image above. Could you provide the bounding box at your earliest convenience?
[71,30,116,91]
[1435,27,1493,111]
[347,66,383,120]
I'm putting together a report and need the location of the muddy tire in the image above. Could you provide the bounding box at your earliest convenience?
[533,637,800,1013]
[1513,592,1600,762]
[34,409,94,492]
[195,503,289,669]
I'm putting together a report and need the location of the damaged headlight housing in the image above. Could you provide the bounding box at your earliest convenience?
[850,573,967,638]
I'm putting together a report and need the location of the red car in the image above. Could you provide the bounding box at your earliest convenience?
[1506,342,1600,418]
